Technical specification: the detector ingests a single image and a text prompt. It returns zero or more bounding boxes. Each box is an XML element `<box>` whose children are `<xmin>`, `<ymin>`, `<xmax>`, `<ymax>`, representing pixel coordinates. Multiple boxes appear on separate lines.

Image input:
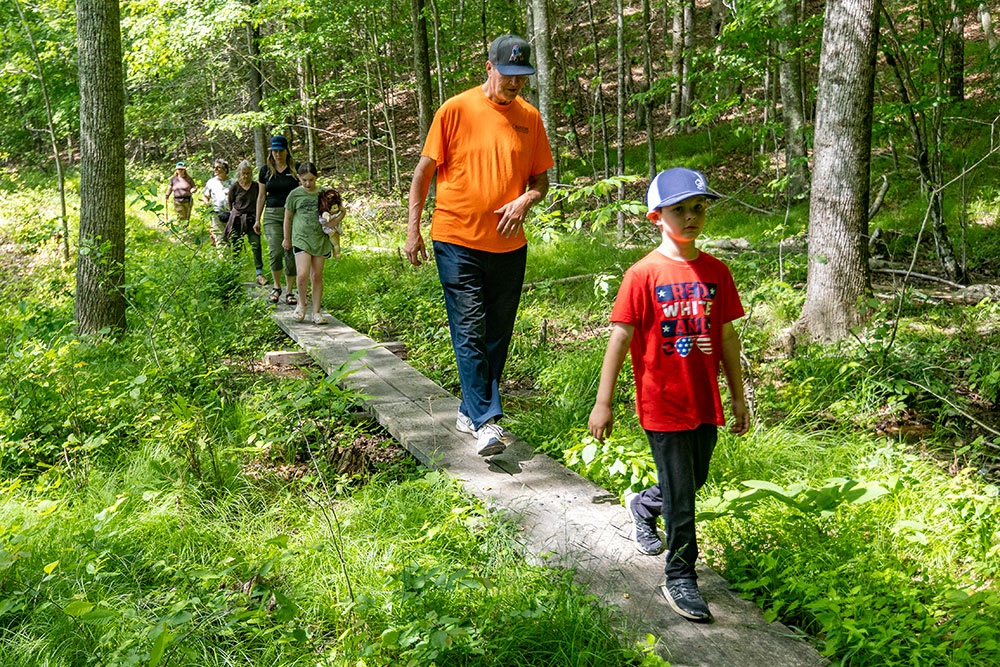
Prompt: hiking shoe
<box><xmin>476</xmin><ymin>421</ymin><xmax>506</xmax><ymax>457</ymax></box>
<box><xmin>660</xmin><ymin>578</ymin><xmax>712</xmax><ymax>622</ymax></box>
<box><xmin>455</xmin><ymin>411</ymin><xmax>476</xmax><ymax>435</ymax></box>
<box><xmin>625</xmin><ymin>492</ymin><xmax>663</xmax><ymax>555</ymax></box>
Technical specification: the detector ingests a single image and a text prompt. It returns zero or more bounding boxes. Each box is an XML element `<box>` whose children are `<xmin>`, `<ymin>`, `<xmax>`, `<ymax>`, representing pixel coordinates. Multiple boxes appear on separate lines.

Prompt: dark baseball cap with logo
<box><xmin>488</xmin><ymin>35</ymin><xmax>535</xmax><ymax>76</ymax></box>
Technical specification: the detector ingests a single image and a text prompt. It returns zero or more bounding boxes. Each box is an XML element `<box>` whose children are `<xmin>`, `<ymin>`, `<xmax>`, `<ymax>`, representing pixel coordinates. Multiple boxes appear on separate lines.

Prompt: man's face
<box><xmin>651</xmin><ymin>195</ymin><xmax>708</xmax><ymax>242</ymax></box>
<box><xmin>484</xmin><ymin>61</ymin><xmax>527</xmax><ymax>103</ymax></box>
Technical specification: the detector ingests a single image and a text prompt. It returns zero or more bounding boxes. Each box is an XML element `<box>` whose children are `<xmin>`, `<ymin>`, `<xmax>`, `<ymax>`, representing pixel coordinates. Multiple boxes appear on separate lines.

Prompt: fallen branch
<box><xmin>523</xmin><ymin>273</ymin><xmax>597</xmax><ymax>290</ymax></box>
<box><xmin>871</xmin><ymin>267</ymin><xmax>966</xmax><ymax>289</ymax></box>
<box><xmin>905</xmin><ymin>379</ymin><xmax>1000</xmax><ymax>441</ymax></box>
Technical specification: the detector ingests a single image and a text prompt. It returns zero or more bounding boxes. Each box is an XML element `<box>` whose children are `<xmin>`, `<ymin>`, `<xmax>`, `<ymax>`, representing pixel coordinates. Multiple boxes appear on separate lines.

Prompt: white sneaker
<box><xmin>476</xmin><ymin>421</ymin><xmax>506</xmax><ymax>457</ymax></box>
<box><xmin>455</xmin><ymin>411</ymin><xmax>476</xmax><ymax>434</ymax></box>
<box><xmin>293</xmin><ymin>305</ymin><xmax>305</xmax><ymax>322</ymax></box>
<box><xmin>312</xmin><ymin>312</ymin><xmax>327</xmax><ymax>325</ymax></box>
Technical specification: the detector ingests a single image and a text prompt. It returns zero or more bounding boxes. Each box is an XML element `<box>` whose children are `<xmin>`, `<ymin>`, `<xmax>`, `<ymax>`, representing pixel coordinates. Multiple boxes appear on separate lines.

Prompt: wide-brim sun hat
<box><xmin>647</xmin><ymin>167</ymin><xmax>721</xmax><ymax>212</ymax></box>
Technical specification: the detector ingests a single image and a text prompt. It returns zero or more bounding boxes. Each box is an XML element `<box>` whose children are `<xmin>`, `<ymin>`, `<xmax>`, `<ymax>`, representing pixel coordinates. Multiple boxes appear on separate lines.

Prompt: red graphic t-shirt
<box><xmin>610</xmin><ymin>249</ymin><xmax>744</xmax><ymax>432</ymax></box>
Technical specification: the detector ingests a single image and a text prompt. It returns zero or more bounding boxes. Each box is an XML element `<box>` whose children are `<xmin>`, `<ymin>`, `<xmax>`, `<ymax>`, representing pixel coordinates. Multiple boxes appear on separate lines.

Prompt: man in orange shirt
<box><xmin>405</xmin><ymin>34</ymin><xmax>554</xmax><ymax>457</ymax></box>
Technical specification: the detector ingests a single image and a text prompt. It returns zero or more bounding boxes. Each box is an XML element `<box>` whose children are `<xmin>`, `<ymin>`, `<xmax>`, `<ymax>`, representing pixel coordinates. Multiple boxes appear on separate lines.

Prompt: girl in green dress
<box><xmin>282</xmin><ymin>162</ymin><xmax>344</xmax><ymax>324</ymax></box>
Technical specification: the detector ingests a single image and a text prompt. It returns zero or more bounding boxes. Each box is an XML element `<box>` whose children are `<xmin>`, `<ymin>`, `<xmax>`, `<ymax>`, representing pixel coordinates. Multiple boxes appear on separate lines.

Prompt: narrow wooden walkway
<box><xmin>264</xmin><ymin>294</ymin><xmax>827</xmax><ymax>667</ymax></box>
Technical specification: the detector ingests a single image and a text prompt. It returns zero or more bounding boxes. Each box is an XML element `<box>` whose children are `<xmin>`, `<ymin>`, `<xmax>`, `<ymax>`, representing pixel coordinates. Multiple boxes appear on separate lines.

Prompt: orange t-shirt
<box><xmin>421</xmin><ymin>86</ymin><xmax>554</xmax><ymax>253</ymax></box>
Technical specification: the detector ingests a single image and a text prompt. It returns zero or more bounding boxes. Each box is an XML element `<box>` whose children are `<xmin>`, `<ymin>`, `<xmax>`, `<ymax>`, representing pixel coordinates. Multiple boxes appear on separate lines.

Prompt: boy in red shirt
<box><xmin>588</xmin><ymin>167</ymin><xmax>749</xmax><ymax>622</ymax></box>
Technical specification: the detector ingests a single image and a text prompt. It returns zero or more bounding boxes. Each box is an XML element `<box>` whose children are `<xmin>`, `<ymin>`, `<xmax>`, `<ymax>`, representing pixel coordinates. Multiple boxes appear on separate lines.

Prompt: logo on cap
<box><xmin>509</xmin><ymin>44</ymin><xmax>525</xmax><ymax>64</ymax></box>
<box><xmin>695</xmin><ymin>175</ymin><xmax>706</xmax><ymax>191</ymax></box>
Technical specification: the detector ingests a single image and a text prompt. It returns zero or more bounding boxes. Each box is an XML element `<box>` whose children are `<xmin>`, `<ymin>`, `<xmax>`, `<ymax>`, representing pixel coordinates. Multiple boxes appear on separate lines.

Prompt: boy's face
<box><xmin>649</xmin><ymin>195</ymin><xmax>708</xmax><ymax>242</ymax></box>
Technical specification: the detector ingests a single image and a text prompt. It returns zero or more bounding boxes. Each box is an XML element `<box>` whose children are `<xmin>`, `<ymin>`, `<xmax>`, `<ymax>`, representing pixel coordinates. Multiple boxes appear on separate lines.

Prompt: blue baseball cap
<box><xmin>488</xmin><ymin>35</ymin><xmax>535</xmax><ymax>76</ymax></box>
<box><xmin>647</xmin><ymin>167</ymin><xmax>720</xmax><ymax>213</ymax></box>
<box><xmin>269</xmin><ymin>135</ymin><xmax>288</xmax><ymax>151</ymax></box>
<box><xmin>175</xmin><ymin>161</ymin><xmax>186</xmax><ymax>169</ymax></box>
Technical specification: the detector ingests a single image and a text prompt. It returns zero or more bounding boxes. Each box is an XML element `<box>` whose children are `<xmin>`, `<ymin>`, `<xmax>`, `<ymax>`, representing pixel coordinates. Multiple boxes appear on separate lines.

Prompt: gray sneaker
<box><xmin>456</xmin><ymin>411</ymin><xmax>476</xmax><ymax>434</ymax></box>
<box><xmin>476</xmin><ymin>421</ymin><xmax>506</xmax><ymax>457</ymax></box>
<box><xmin>625</xmin><ymin>492</ymin><xmax>663</xmax><ymax>555</ymax></box>
<box><xmin>660</xmin><ymin>578</ymin><xmax>712</xmax><ymax>622</ymax></box>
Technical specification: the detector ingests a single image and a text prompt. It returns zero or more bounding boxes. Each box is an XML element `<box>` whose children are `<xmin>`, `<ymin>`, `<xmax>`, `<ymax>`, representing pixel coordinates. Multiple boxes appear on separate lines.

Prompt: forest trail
<box><xmin>260</xmin><ymin>287</ymin><xmax>828</xmax><ymax>667</ymax></box>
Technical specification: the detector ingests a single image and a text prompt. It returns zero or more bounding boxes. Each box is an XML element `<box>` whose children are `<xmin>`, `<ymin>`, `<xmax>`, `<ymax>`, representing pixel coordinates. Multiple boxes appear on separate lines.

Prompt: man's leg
<box><xmin>433</xmin><ymin>241</ymin><xmax>494</xmax><ymax>429</ymax></box>
<box><xmin>481</xmin><ymin>245</ymin><xmax>527</xmax><ymax>422</ymax></box>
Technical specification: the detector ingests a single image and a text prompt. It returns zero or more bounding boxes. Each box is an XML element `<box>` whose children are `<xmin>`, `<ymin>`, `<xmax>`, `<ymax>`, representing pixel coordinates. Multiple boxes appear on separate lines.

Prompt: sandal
<box><xmin>293</xmin><ymin>306</ymin><xmax>305</xmax><ymax>322</ymax></box>
<box><xmin>285</xmin><ymin>292</ymin><xmax>298</xmax><ymax>305</ymax></box>
<box><xmin>269</xmin><ymin>287</ymin><xmax>281</xmax><ymax>303</ymax></box>
<box><xmin>312</xmin><ymin>313</ymin><xmax>327</xmax><ymax>325</ymax></box>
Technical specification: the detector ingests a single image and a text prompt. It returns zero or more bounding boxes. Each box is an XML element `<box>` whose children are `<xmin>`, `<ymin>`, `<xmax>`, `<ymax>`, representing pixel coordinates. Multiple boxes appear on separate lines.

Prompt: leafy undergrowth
<box><xmin>0</xmin><ymin>172</ymin><xmax>656</xmax><ymax>667</ymax></box>
<box><xmin>324</xmin><ymin>167</ymin><xmax>1000</xmax><ymax>664</ymax></box>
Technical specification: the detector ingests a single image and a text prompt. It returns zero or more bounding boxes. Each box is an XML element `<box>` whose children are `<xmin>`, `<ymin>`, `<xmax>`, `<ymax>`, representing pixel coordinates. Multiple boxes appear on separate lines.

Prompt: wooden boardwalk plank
<box><xmin>264</xmin><ymin>297</ymin><xmax>827</xmax><ymax>666</ymax></box>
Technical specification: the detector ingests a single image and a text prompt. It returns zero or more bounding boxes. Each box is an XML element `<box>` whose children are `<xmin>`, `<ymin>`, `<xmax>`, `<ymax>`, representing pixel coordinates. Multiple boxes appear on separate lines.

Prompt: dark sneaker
<box><xmin>660</xmin><ymin>578</ymin><xmax>712</xmax><ymax>622</ymax></box>
<box><xmin>625</xmin><ymin>492</ymin><xmax>663</xmax><ymax>555</ymax></box>
<box><xmin>476</xmin><ymin>421</ymin><xmax>506</xmax><ymax>457</ymax></box>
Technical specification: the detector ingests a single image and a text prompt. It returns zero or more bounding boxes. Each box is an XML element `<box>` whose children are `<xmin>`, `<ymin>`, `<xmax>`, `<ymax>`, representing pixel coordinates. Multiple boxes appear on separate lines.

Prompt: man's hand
<box><xmin>494</xmin><ymin>194</ymin><xmax>531</xmax><ymax>239</ymax></box>
<box><xmin>404</xmin><ymin>230</ymin><xmax>428</xmax><ymax>266</ymax></box>
<box><xmin>588</xmin><ymin>403</ymin><xmax>614</xmax><ymax>443</ymax></box>
<box><xmin>729</xmin><ymin>396</ymin><xmax>750</xmax><ymax>436</ymax></box>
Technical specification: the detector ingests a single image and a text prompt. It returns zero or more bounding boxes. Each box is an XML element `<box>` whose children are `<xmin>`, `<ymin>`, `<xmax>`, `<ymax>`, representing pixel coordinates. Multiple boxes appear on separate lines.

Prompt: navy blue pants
<box><xmin>433</xmin><ymin>240</ymin><xmax>526</xmax><ymax>430</ymax></box>
<box><xmin>634</xmin><ymin>424</ymin><xmax>717</xmax><ymax>580</ymax></box>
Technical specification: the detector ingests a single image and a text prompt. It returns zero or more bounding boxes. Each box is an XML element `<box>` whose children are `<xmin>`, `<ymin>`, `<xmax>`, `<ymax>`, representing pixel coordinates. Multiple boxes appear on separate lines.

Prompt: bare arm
<box><xmin>254</xmin><ymin>182</ymin><xmax>266</xmax><ymax>233</ymax></box>
<box><xmin>720</xmin><ymin>321</ymin><xmax>749</xmax><ymax>435</ymax></box>
<box><xmin>405</xmin><ymin>156</ymin><xmax>437</xmax><ymax>266</ymax></box>
<box><xmin>495</xmin><ymin>169</ymin><xmax>549</xmax><ymax>239</ymax></box>
<box><xmin>588</xmin><ymin>322</ymin><xmax>635</xmax><ymax>442</ymax></box>
<box><xmin>282</xmin><ymin>207</ymin><xmax>293</xmax><ymax>250</ymax></box>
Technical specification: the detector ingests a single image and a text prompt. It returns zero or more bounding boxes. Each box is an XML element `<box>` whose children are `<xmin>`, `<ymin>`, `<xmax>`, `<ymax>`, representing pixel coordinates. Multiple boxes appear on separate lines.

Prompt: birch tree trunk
<box><xmin>980</xmin><ymin>4</ymin><xmax>999</xmax><ymax>52</ymax></box>
<box><xmin>245</xmin><ymin>20</ymin><xmax>266</xmax><ymax>170</ymax></box>
<box><xmin>671</xmin><ymin>0</ymin><xmax>683</xmax><ymax>122</ymax></box>
<box><xmin>948</xmin><ymin>0</ymin><xmax>965</xmax><ymax>100</ymax></box>
<box><xmin>530</xmin><ymin>0</ymin><xmax>556</xmax><ymax>179</ymax></box>
<box><xmin>587</xmin><ymin>0</ymin><xmax>610</xmax><ymax>178</ymax></box>
<box><xmin>616</xmin><ymin>0</ymin><xmax>626</xmax><ymax>236</ymax></box>
<box><xmin>798</xmin><ymin>0</ymin><xmax>880</xmax><ymax>342</ymax></box>
<box><xmin>681</xmin><ymin>0</ymin><xmax>694</xmax><ymax>132</ymax></box>
<box><xmin>643</xmin><ymin>0</ymin><xmax>656</xmax><ymax>178</ymax></box>
<box><xmin>74</xmin><ymin>0</ymin><xmax>126</xmax><ymax>336</ymax></box>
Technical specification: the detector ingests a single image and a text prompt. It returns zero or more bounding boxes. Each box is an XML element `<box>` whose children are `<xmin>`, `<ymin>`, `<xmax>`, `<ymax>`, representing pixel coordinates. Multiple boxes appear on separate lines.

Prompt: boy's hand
<box><xmin>729</xmin><ymin>397</ymin><xmax>749</xmax><ymax>436</ymax></box>
<box><xmin>588</xmin><ymin>404</ymin><xmax>614</xmax><ymax>443</ymax></box>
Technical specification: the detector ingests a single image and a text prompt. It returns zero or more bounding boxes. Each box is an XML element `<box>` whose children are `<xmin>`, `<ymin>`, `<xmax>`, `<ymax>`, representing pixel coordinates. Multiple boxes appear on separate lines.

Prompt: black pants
<box><xmin>633</xmin><ymin>424</ymin><xmax>717</xmax><ymax>580</ymax></box>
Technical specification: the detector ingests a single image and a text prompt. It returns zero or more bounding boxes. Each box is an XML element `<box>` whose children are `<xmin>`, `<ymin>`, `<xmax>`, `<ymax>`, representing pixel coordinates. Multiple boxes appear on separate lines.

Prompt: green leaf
<box><xmin>43</xmin><ymin>560</ymin><xmax>60</xmax><ymax>574</ymax></box>
<box><xmin>63</xmin><ymin>600</ymin><xmax>95</xmax><ymax>617</ymax></box>
<box><xmin>148</xmin><ymin>624</ymin><xmax>172</xmax><ymax>667</ymax></box>
<box><xmin>580</xmin><ymin>443</ymin><xmax>597</xmax><ymax>465</ymax></box>
<box><xmin>742</xmin><ymin>480</ymin><xmax>785</xmax><ymax>493</ymax></box>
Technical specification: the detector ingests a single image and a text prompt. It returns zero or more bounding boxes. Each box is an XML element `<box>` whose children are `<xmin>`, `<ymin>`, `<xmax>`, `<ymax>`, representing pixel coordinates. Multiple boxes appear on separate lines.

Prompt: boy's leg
<box><xmin>646</xmin><ymin>424</ymin><xmax>717</xmax><ymax>581</ymax></box>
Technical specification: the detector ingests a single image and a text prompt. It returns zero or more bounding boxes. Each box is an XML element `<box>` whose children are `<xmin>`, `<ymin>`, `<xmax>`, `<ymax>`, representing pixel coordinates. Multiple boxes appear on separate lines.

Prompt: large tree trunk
<box><xmin>74</xmin><ymin>0</ymin><xmax>126</xmax><ymax>336</ymax></box>
<box><xmin>411</xmin><ymin>0</ymin><xmax>434</xmax><ymax>141</ymax></box>
<box><xmin>798</xmin><ymin>0</ymin><xmax>880</xmax><ymax>342</ymax></box>
<box><xmin>777</xmin><ymin>0</ymin><xmax>809</xmax><ymax>198</ymax></box>
<box><xmin>246</xmin><ymin>20</ymin><xmax>266</xmax><ymax>170</ymax></box>
<box><xmin>587</xmin><ymin>0</ymin><xmax>610</xmax><ymax>178</ymax></box>
<box><xmin>616</xmin><ymin>0</ymin><xmax>626</xmax><ymax>236</ymax></box>
<box><xmin>980</xmin><ymin>4</ymin><xmax>999</xmax><ymax>52</ymax></box>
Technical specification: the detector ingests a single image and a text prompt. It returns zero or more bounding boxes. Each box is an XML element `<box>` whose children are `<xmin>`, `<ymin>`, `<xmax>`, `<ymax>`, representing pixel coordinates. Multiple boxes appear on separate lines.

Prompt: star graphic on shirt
<box><xmin>655</xmin><ymin>286</ymin><xmax>669</xmax><ymax>301</ymax></box>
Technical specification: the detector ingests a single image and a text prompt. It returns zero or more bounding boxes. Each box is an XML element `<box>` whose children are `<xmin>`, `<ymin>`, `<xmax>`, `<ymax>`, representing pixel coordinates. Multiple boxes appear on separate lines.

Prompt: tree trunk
<box><xmin>429</xmin><ymin>0</ymin><xmax>445</xmax><ymax>106</ymax></box>
<box><xmin>980</xmin><ymin>3</ymin><xmax>999</xmax><ymax>52</ymax></box>
<box><xmin>671</xmin><ymin>0</ymin><xmax>683</xmax><ymax>122</ymax></box>
<box><xmin>777</xmin><ymin>0</ymin><xmax>809</xmax><ymax>199</ymax></box>
<box><xmin>948</xmin><ymin>0</ymin><xmax>965</xmax><ymax>100</ymax></box>
<box><xmin>531</xmin><ymin>0</ymin><xmax>556</xmax><ymax>175</ymax></box>
<box><xmin>14</xmin><ymin>0</ymin><xmax>69</xmax><ymax>262</ymax></box>
<box><xmin>798</xmin><ymin>0</ymin><xmax>880</xmax><ymax>342</ymax></box>
<box><xmin>297</xmin><ymin>25</ymin><xmax>318</xmax><ymax>164</ymax></box>
<box><xmin>74</xmin><ymin>0</ymin><xmax>126</xmax><ymax>336</ymax></box>
<box><xmin>587</xmin><ymin>0</ymin><xmax>610</xmax><ymax>178</ymax></box>
<box><xmin>681</xmin><ymin>0</ymin><xmax>695</xmax><ymax>132</ymax></box>
<box><xmin>643</xmin><ymin>0</ymin><xmax>657</xmax><ymax>178</ymax></box>
<box><xmin>616</xmin><ymin>0</ymin><xmax>626</xmax><ymax>236</ymax></box>
<box><xmin>411</xmin><ymin>0</ymin><xmax>434</xmax><ymax>141</ymax></box>
<box><xmin>246</xmin><ymin>20</ymin><xmax>266</xmax><ymax>170</ymax></box>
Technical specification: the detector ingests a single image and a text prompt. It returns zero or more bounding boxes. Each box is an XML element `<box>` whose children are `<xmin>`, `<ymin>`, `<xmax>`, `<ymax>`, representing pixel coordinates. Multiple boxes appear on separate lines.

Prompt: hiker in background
<box><xmin>226</xmin><ymin>160</ymin><xmax>265</xmax><ymax>285</ymax></box>
<box><xmin>165</xmin><ymin>161</ymin><xmax>196</xmax><ymax>224</ymax></box>
<box><xmin>203</xmin><ymin>158</ymin><xmax>233</xmax><ymax>246</ymax></box>
<box><xmin>282</xmin><ymin>161</ymin><xmax>334</xmax><ymax>325</ymax></box>
<box><xmin>255</xmin><ymin>135</ymin><xmax>299</xmax><ymax>305</ymax></box>
<box><xmin>404</xmin><ymin>34</ymin><xmax>553</xmax><ymax>457</ymax></box>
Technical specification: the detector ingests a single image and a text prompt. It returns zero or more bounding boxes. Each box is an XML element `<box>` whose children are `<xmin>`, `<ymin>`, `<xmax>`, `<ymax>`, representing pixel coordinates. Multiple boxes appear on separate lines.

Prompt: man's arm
<box><xmin>495</xmin><ymin>169</ymin><xmax>549</xmax><ymax>239</ymax></box>
<box><xmin>404</xmin><ymin>156</ymin><xmax>437</xmax><ymax>266</ymax></box>
<box><xmin>588</xmin><ymin>322</ymin><xmax>635</xmax><ymax>443</ymax></box>
<box><xmin>720</xmin><ymin>321</ymin><xmax>749</xmax><ymax>435</ymax></box>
